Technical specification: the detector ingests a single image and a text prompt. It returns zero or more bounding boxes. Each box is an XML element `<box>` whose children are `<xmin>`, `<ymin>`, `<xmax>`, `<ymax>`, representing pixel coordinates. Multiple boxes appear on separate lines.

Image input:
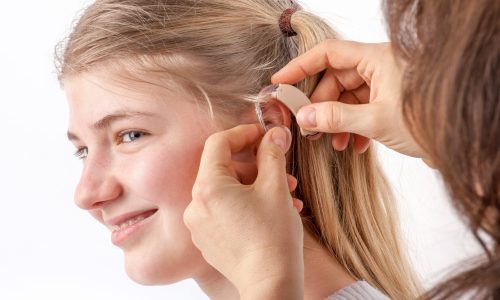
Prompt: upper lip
<box><xmin>104</xmin><ymin>208</ymin><xmax>158</xmax><ymax>227</ymax></box>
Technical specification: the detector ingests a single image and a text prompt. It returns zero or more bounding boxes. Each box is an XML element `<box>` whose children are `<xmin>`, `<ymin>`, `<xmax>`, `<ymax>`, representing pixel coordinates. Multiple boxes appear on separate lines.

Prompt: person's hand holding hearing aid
<box><xmin>184</xmin><ymin>124</ymin><xmax>304</xmax><ymax>300</ymax></box>
<box><xmin>272</xmin><ymin>40</ymin><xmax>426</xmax><ymax>160</ymax></box>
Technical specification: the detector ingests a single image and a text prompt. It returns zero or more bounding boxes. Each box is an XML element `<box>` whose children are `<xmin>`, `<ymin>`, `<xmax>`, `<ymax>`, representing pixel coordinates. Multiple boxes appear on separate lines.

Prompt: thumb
<box><xmin>254</xmin><ymin>126</ymin><xmax>292</xmax><ymax>191</ymax></box>
<box><xmin>296</xmin><ymin>101</ymin><xmax>379</xmax><ymax>139</ymax></box>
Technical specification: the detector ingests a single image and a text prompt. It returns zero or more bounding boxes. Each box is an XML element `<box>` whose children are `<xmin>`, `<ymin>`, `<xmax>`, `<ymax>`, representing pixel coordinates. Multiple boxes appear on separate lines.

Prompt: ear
<box><xmin>231</xmin><ymin>100</ymin><xmax>292</xmax><ymax>184</ymax></box>
<box><xmin>256</xmin><ymin>99</ymin><xmax>292</xmax><ymax>130</ymax></box>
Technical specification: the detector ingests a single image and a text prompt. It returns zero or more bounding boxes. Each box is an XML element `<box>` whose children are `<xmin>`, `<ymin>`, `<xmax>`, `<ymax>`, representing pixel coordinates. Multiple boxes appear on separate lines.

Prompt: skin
<box><xmin>272</xmin><ymin>41</ymin><xmax>424</xmax><ymax>159</ymax></box>
<box><xmin>65</xmin><ymin>69</ymin><xmax>354</xmax><ymax>299</ymax></box>
<box><xmin>186</xmin><ymin>123</ymin><xmax>355</xmax><ymax>299</ymax></box>
<box><xmin>177</xmin><ymin>40</ymin><xmax>494</xmax><ymax>298</ymax></box>
<box><xmin>66</xmin><ymin>71</ymin><xmax>215</xmax><ymax>285</ymax></box>
<box><xmin>189</xmin><ymin>41</ymin><xmax>427</xmax><ymax>298</ymax></box>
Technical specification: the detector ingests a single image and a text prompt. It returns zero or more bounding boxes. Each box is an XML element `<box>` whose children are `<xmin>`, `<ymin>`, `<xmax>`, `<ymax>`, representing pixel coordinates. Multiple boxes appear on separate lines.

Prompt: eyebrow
<box><xmin>67</xmin><ymin>111</ymin><xmax>160</xmax><ymax>142</ymax></box>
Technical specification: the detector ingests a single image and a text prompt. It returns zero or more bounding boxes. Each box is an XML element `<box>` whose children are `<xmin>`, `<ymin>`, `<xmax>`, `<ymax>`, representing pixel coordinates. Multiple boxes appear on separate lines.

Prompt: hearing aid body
<box><xmin>255</xmin><ymin>84</ymin><xmax>321</xmax><ymax>139</ymax></box>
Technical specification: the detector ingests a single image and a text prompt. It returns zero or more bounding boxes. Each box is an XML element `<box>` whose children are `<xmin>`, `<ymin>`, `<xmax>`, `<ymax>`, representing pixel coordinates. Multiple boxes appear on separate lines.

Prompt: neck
<box><xmin>194</xmin><ymin>227</ymin><xmax>356</xmax><ymax>299</ymax></box>
<box><xmin>195</xmin><ymin>265</ymin><xmax>239</xmax><ymax>300</ymax></box>
<box><xmin>303</xmin><ymin>228</ymin><xmax>355</xmax><ymax>299</ymax></box>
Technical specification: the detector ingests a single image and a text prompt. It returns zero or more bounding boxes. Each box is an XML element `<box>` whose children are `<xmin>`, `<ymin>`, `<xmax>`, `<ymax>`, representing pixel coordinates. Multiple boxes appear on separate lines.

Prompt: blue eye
<box><xmin>120</xmin><ymin>131</ymin><xmax>147</xmax><ymax>143</ymax></box>
<box><xmin>74</xmin><ymin>147</ymin><xmax>88</xmax><ymax>160</ymax></box>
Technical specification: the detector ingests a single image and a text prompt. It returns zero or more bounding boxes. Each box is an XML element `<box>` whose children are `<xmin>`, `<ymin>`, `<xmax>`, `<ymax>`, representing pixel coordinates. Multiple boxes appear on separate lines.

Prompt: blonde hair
<box><xmin>57</xmin><ymin>0</ymin><xmax>422</xmax><ymax>298</ymax></box>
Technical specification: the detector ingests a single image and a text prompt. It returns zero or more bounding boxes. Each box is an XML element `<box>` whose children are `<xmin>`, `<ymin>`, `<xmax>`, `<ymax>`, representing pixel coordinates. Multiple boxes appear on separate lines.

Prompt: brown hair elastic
<box><xmin>279</xmin><ymin>8</ymin><xmax>298</xmax><ymax>37</ymax></box>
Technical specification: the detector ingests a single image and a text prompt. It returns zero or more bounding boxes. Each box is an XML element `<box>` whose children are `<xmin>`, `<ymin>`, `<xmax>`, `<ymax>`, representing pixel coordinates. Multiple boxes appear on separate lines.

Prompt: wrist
<box><xmin>236</xmin><ymin>248</ymin><xmax>304</xmax><ymax>300</ymax></box>
<box><xmin>239</xmin><ymin>272</ymin><xmax>304</xmax><ymax>300</ymax></box>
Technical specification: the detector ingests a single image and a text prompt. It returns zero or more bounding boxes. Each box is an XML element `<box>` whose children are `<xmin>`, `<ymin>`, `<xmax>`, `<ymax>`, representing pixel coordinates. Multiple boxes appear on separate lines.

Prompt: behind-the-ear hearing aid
<box><xmin>255</xmin><ymin>84</ymin><xmax>321</xmax><ymax>139</ymax></box>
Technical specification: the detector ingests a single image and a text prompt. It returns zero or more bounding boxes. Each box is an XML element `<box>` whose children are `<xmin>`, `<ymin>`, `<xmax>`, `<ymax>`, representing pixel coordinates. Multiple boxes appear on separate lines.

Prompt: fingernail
<box><xmin>297</xmin><ymin>107</ymin><xmax>317</xmax><ymax>128</ymax></box>
<box><xmin>271</xmin><ymin>127</ymin><xmax>292</xmax><ymax>152</ymax></box>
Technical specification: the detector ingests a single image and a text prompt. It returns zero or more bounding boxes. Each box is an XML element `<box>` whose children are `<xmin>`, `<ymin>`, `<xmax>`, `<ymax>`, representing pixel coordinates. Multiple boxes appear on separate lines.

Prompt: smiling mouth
<box><xmin>111</xmin><ymin>209</ymin><xmax>158</xmax><ymax>232</ymax></box>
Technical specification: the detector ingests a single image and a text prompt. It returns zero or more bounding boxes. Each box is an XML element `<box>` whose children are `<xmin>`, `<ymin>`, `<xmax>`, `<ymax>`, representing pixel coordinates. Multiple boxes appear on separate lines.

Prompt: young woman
<box><xmin>58</xmin><ymin>0</ymin><xmax>421</xmax><ymax>298</ymax></box>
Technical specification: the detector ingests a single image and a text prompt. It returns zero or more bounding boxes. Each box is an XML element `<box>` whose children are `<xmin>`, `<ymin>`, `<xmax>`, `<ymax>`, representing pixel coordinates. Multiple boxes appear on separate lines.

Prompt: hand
<box><xmin>184</xmin><ymin>124</ymin><xmax>304</xmax><ymax>299</ymax></box>
<box><xmin>272</xmin><ymin>40</ymin><xmax>425</xmax><ymax>159</ymax></box>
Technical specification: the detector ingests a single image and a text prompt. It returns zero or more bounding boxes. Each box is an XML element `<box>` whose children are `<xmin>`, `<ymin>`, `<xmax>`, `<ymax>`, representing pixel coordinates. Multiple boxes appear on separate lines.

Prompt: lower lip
<box><xmin>111</xmin><ymin>211</ymin><xmax>157</xmax><ymax>246</ymax></box>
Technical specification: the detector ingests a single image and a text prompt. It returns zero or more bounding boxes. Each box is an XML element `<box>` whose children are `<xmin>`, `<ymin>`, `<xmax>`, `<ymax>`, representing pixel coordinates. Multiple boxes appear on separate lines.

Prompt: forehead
<box><xmin>63</xmin><ymin>73</ymin><xmax>214</xmax><ymax>135</ymax></box>
<box><xmin>64</xmin><ymin>71</ymin><xmax>201</xmax><ymax>126</ymax></box>
<box><xmin>66</xmin><ymin>71</ymin><xmax>166</xmax><ymax>109</ymax></box>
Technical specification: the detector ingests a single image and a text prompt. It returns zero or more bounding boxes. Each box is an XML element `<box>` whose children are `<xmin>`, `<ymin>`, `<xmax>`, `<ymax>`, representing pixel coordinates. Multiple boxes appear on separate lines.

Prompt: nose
<box><xmin>74</xmin><ymin>155</ymin><xmax>123</xmax><ymax>210</ymax></box>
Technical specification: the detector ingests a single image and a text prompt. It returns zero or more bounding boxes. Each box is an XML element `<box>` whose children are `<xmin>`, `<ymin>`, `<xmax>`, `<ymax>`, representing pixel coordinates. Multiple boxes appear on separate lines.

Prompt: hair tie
<box><xmin>279</xmin><ymin>8</ymin><xmax>298</xmax><ymax>37</ymax></box>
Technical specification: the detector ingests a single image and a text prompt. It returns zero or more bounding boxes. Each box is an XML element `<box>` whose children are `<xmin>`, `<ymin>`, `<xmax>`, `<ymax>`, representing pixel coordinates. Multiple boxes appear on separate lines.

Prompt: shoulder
<box><xmin>325</xmin><ymin>281</ymin><xmax>390</xmax><ymax>300</ymax></box>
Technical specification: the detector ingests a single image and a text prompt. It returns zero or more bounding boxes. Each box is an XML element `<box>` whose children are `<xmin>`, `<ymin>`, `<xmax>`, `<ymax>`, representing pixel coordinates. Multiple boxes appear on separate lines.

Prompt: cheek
<box><xmin>123</xmin><ymin>138</ymin><xmax>207</xmax><ymax>209</ymax></box>
<box><xmin>118</xmin><ymin>137</ymin><xmax>209</xmax><ymax>284</ymax></box>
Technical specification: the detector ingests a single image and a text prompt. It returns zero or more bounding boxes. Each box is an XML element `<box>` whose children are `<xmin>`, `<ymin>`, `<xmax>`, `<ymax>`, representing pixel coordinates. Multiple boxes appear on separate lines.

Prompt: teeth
<box><xmin>112</xmin><ymin>214</ymin><xmax>147</xmax><ymax>232</ymax></box>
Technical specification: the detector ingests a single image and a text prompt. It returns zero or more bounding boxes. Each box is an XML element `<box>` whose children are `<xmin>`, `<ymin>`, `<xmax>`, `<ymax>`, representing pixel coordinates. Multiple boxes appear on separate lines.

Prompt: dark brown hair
<box><xmin>384</xmin><ymin>0</ymin><xmax>500</xmax><ymax>298</ymax></box>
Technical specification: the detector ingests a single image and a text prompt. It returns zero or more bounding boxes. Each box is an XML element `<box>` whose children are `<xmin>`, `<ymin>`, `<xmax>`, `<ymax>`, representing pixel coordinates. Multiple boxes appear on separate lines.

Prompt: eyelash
<box><xmin>117</xmin><ymin>130</ymin><xmax>149</xmax><ymax>144</ymax></box>
<box><xmin>73</xmin><ymin>130</ymin><xmax>149</xmax><ymax>160</ymax></box>
<box><xmin>73</xmin><ymin>147</ymin><xmax>88</xmax><ymax>160</ymax></box>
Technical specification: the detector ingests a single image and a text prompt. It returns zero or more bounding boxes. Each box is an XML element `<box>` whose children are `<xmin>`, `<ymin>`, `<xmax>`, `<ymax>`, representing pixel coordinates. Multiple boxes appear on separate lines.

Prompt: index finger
<box><xmin>271</xmin><ymin>40</ymin><xmax>370</xmax><ymax>85</ymax></box>
<box><xmin>197</xmin><ymin>124</ymin><xmax>263</xmax><ymax>179</ymax></box>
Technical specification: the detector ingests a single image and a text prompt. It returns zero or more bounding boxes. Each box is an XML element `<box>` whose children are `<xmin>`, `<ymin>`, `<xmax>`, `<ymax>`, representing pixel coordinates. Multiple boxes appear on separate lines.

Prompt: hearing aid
<box><xmin>255</xmin><ymin>84</ymin><xmax>321</xmax><ymax>139</ymax></box>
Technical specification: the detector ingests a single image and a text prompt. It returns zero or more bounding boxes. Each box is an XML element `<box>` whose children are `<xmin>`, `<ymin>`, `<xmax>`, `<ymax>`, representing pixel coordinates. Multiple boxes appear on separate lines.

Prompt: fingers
<box><xmin>292</xmin><ymin>198</ymin><xmax>303</xmax><ymax>213</ymax></box>
<box><xmin>271</xmin><ymin>40</ymin><xmax>382</xmax><ymax>154</ymax></box>
<box><xmin>351</xmin><ymin>84</ymin><xmax>370</xmax><ymax>104</ymax></box>
<box><xmin>289</xmin><ymin>177</ymin><xmax>303</xmax><ymax>213</ymax></box>
<box><xmin>197</xmin><ymin>125</ymin><xmax>300</xmax><ymax>214</ymax></box>
<box><xmin>287</xmin><ymin>174</ymin><xmax>298</xmax><ymax>193</ymax></box>
<box><xmin>331</xmin><ymin>132</ymin><xmax>350</xmax><ymax>151</ymax></box>
<box><xmin>313</xmin><ymin>70</ymin><xmax>352</xmax><ymax>151</ymax></box>
<box><xmin>287</xmin><ymin>175</ymin><xmax>301</xmax><ymax>213</ymax></box>
<box><xmin>254</xmin><ymin>127</ymin><xmax>292</xmax><ymax>193</ymax></box>
<box><xmin>198</xmin><ymin>124</ymin><xmax>263</xmax><ymax>180</ymax></box>
<box><xmin>310</xmin><ymin>65</ymin><xmax>368</xmax><ymax>104</ymax></box>
<box><xmin>329</xmin><ymin>90</ymin><xmax>366</xmax><ymax>151</ymax></box>
<box><xmin>331</xmin><ymin>68</ymin><xmax>366</xmax><ymax>92</ymax></box>
<box><xmin>353</xmin><ymin>135</ymin><xmax>371</xmax><ymax>154</ymax></box>
<box><xmin>296</xmin><ymin>101</ymin><xmax>378</xmax><ymax>138</ymax></box>
<box><xmin>271</xmin><ymin>40</ymin><xmax>372</xmax><ymax>85</ymax></box>
<box><xmin>309</xmin><ymin>68</ymin><xmax>343</xmax><ymax>103</ymax></box>
<box><xmin>312</xmin><ymin>75</ymin><xmax>370</xmax><ymax>152</ymax></box>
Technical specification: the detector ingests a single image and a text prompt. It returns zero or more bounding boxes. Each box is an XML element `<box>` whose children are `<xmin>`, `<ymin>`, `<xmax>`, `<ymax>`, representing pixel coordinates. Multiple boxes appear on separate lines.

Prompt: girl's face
<box><xmin>65</xmin><ymin>71</ymin><xmax>222</xmax><ymax>284</ymax></box>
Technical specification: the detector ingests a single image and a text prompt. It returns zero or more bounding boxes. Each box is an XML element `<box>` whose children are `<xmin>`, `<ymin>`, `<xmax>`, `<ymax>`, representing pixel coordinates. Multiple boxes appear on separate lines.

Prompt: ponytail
<box><xmin>283</xmin><ymin>6</ymin><xmax>423</xmax><ymax>299</ymax></box>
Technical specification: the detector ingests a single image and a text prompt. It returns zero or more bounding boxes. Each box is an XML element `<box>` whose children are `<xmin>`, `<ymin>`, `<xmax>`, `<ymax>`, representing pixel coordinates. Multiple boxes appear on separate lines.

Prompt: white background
<box><xmin>0</xmin><ymin>0</ymin><xmax>480</xmax><ymax>299</ymax></box>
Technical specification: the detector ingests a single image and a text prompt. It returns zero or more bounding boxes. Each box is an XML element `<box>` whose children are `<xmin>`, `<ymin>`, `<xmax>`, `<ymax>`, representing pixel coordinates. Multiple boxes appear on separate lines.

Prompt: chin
<box><xmin>126</xmin><ymin>272</ymin><xmax>179</xmax><ymax>286</ymax></box>
<box><xmin>122</xmin><ymin>247</ymin><xmax>205</xmax><ymax>286</ymax></box>
<box><xmin>122</xmin><ymin>252</ymin><xmax>182</xmax><ymax>285</ymax></box>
